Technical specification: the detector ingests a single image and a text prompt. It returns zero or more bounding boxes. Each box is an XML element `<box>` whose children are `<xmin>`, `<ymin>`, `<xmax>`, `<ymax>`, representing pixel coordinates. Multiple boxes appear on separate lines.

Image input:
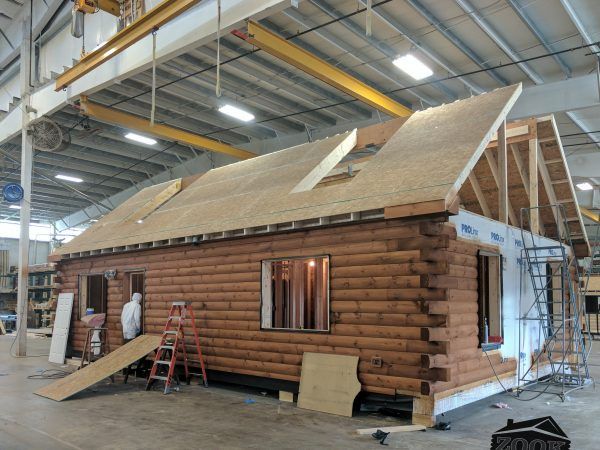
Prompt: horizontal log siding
<box><xmin>420</xmin><ymin>238</ymin><xmax>516</xmax><ymax>395</ymax></box>
<box><xmin>57</xmin><ymin>218</ymin><xmax>513</xmax><ymax>397</ymax></box>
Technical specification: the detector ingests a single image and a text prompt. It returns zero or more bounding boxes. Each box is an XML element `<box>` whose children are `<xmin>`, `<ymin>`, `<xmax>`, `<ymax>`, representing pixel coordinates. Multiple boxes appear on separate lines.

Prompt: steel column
<box><xmin>16</xmin><ymin>8</ymin><xmax>33</xmax><ymax>356</ymax></box>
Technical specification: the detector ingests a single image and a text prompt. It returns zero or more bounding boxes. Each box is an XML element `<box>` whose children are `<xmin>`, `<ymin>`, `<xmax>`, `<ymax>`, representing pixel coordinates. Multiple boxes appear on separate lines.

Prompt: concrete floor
<box><xmin>0</xmin><ymin>335</ymin><xmax>598</xmax><ymax>449</ymax></box>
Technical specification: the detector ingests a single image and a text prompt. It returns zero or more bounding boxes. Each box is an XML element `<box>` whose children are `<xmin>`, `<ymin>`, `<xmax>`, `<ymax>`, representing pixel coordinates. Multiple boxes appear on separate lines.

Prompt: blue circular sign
<box><xmin>3</xmin><ymin>183</ymin><xmax>24</xmax><ymax>203</ymax></box>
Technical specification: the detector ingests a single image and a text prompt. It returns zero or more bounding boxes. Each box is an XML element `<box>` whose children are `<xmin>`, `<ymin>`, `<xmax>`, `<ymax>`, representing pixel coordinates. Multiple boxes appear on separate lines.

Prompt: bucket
<box><xmin>86</xmin><ymin>308</ymin><xmax>95</xmax><ymax>315</ymax></box>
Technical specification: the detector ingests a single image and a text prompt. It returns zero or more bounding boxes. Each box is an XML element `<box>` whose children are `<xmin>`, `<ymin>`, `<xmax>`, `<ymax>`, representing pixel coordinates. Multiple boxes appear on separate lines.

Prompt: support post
<box><xmin>529</xmin><ymin>137</ymin><xmax>539</xmax><ymax>234</ymax></box>
<box><xmin>16</xmin><ymin>8</ymin><xmax>33</xmax><ymax>356</ymax></box>
<box><xmin>497</xmin><ymin>121</ymin><xmax>508</xmax><ymax>224</ymax></box>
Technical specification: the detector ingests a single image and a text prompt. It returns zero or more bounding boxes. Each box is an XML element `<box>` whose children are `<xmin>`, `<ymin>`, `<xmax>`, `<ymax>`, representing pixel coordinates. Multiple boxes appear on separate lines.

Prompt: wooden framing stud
<box><xmin>529</xmin><ymin>137</ymin><xmax>540</xmax><ymax>234</ymax></box>
<box><xmin>497</xmin><ymin>121</ymin><xmax>508</xmax><ymax>224</ymax></box>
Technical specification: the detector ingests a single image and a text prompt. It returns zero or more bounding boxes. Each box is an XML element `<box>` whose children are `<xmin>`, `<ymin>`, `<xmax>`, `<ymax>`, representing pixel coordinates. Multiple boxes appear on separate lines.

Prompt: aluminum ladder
<box><xmin>519</xmin><ymin>205</ymin><xmax>591</xmax><ymax>399</ymax></box>
<box><xmin>146</xmin><ymin>301</ymin><xmax>208</xmax><ymax>394</ymax></box>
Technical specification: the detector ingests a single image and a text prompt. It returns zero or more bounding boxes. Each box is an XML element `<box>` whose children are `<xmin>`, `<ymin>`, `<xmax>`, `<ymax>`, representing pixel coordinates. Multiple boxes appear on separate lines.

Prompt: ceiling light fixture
<box><xmin>218</xmin><ymin>104</ymin><xmax>255</xmax><ymax>122</ymax></box>
<box><xmin>125</xmin><ymin>132</ymin><xmax>157</xmax><ymax>145</ymax></box>
<box><xmin>9</xmin><ymin>204</ymin><xmax>21</xmax><ymax>210</ymax></box>
<box><xmin>136</xmin><ymin>219</ymin><xmax>144</xmax><ymax>224</ymax></box>
<box><xmin>393</xmin><ymin>54</ymin><xmax>433</xmax><ymax>80</ymax></box>
<box><xmin>576</xmin><ymin>182</ymin><xmax>594</xmax><ymax>191</ymax></box>
<box><xmin>56</xmin><ymin>174</ymin><xmax>83</xmax><ymax>183</ymax></box>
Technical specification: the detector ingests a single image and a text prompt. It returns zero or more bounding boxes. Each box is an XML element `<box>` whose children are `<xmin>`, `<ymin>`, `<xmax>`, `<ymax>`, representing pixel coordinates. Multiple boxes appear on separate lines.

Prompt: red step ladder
<box><xmin>146</xmin><ymin>301</ymin><xmax>208</xmax><ymax>394</ymax></box>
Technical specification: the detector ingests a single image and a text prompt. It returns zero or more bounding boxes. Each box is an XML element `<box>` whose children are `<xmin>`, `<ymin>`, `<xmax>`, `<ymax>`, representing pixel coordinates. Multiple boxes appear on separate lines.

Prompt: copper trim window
<box><xmin>261</xmin><ymin>256</ymin><xmax>330</xmax><ymax>331</ymax></box>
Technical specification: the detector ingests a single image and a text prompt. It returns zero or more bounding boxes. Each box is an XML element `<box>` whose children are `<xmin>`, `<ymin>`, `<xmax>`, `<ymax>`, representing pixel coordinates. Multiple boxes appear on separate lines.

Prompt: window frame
<box><xmin>260</xmin><ymin>255</ymin><xmax>331</xmax><ymax>333</ymax></box>
<box><xmin>78</xmin><ymin>272</ymin><xmax>108</xmax><ymax>319</ymax></box>
<box><xmin>477</xmin><ymin>249</ymin><xmax>504</xmax><ymax>348</ymax></box>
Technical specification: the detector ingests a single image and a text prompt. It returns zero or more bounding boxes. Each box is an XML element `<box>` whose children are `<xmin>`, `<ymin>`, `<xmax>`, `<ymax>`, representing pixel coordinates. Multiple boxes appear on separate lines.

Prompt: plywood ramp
<box><xmin>35</xmin><ymin>335</ymin><xmax>162</xmax><ymax>401</ymax></box>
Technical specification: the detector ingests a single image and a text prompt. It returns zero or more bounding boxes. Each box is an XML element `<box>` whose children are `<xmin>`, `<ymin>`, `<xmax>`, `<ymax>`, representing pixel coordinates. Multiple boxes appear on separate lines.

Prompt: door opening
<box><xmin>124</xmin><ymin>271</ymin><xmax>145</xmax><ymax>333</ymax></box>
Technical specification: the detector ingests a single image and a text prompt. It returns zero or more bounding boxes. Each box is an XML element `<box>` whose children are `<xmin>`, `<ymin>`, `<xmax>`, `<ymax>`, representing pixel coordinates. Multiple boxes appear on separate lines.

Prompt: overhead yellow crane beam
<box><xmin>244</xmin><ymin>21</ymin><xmax>413</xmax><ymax>118</ymax></box>
<box><xmin>56</xmin><ymin>0</ymin><xmax>202</xmax><ymax>91</ymax></box>
<box><xmin>79</xmin><ymin>96</ymin><xmax>257</xmax><ymax>160</ymax></box>
<box><xmin>98</xmin><ymin>1</ymin><xmax>121</xmax><ymax>16</ymax></box>
<box><xmin>581</xmin><ymin>207</ymin><xmax>600</xmax><ymax>224</ymax></box>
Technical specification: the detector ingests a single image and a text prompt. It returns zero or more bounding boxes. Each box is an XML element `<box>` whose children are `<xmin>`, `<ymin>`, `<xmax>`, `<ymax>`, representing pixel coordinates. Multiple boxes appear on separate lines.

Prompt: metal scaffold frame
<box><xmin>582</xmin><ymin>215</ymin><xmax>600</xmax><ymax>337</ymax></box>
<box><xmin>517</xmin><ymin>204</ymin><xmax>593</xmax><ymax>400</ymax></box>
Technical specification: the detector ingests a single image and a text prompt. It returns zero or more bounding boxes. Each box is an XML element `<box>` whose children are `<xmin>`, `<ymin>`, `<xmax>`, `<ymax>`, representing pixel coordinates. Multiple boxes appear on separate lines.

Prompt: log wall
<box><xmin>57</xmin><ymin>218</ymin><xmax>515</xmax><ymax>398</ymax></box>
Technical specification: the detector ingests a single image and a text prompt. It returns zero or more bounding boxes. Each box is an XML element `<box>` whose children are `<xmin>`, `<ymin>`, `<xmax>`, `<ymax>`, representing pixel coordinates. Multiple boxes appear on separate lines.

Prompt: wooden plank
<box><xmin>297</xmin><ymin>352</ymin><xmax>361</xmax><ymax>417</ymax></box>
<box><xmin>35</xmin><ymin>335</ymin><xmax>162</xmax><ymax>401</ymax></box>
<box><xmin>510</xmin><ymin>144</ymin><xmax>530</xmax><ymax>197</ymax></box>
<box><xmin>537</xmin><ymin>144</ymin><xmax>564</xmax><ymax>237</ymax></box>
<box><xmin>484</xmin><ymin>148</ymin><xmax>518</xmax><ymax>225</ymax></box>
<box><xmin>529</xmin><ymin>138</ymin><xmax>539</xmax><ymax>234</ymax></box>
<box><xmin>279</xmin><ymin>390</ymin><xmax>294</xmax><ymax>402</ymax></box>
<box><xmin>356</xmin><ymin>424</ymin><xmax>426</xmax><ymax>435</ymax></box>
<box><xmin>126</xmin><ymin>179</ymin><xmax>182</xmax><ymax>223</ymax></box>
<box><xmin>384</xmin><ymin>200</ymin><xmax>449</xmax><ymax>219</ymax></box>
<box><xmin>355</xmin><ymin>117</ymin><xmax>408</xmax><ymax>150</ymax></box>
<box><xmin>497</xmin><ymin>121</ymin><xmax>508</xmax><ymax>224</ymax></box>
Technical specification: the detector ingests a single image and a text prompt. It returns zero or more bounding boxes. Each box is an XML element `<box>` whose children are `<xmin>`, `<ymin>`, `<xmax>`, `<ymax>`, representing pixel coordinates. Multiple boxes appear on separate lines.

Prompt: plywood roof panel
<box><xmin>55</xmin><ymin>85</ymin><xmax>523</xmax><ymax>256</ymax></box>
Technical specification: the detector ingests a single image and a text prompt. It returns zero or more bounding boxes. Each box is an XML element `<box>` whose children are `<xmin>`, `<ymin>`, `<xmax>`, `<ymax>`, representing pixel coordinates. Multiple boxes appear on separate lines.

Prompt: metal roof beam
<box><xmin>323</xmin><ymin>0</ymin><xmax>472</xmax><ymax>96</ymax></box>
<box><xmin>176</xmin><ymin>49</ymin><xmax>342</xmax><ymax>127</ymax></box>
<box><xmin>405</xmin><ymin>0</ymin><xmax>509</xmax><ymax>86</ymax></box>
<box><xmin>505</xmin><ymin>0</ymin><xmax>571</xmax><ymax>77</ymax></box>
<box><xmin>454</xmin><ymin>0</ymin><xmax>600</xmax><ymax>151</ymax></box>
<box><xmin>215</xmin><ymin>38</ymin><xmax>373</xmax><ymax>121</ymax></box>
<box><xmin>559</xmin><ymin>0</ymin><xmax>600</xmax><ymax>57</ymax></box>
<box><xmin>1</xmin><ymin>0</ymin><xmax>289</xmax><ymax>146</ymax></box>
<box><xmin>120</xmin><ymin>71</ymin><xmax>278</xmax><ymax>140</ymax></box>
<box><xmin>120</xmin><ymin>68</ymin><xmax>301</xmax><ymax>137</ymax></box>
<box><xmin>276</xmin><ymin>12</ymin><xmax>435</xmax><ymax>108</ymax></box>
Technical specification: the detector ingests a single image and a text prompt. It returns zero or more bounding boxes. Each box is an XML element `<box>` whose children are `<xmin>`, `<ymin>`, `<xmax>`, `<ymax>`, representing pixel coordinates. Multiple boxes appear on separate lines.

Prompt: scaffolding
<box><xmin>517</xmin><ymin>204</ymin><xmax>592</xmax><ymax>400</ymax></box>
<box><xmin>582</xmin><ymin>216</ymin><xmax>600</xmax><ymax>337</ymax></box>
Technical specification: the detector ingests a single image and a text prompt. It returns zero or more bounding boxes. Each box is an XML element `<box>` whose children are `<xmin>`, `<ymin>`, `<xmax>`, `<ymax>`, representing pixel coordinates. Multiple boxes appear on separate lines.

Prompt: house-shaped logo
<box><xmin>491</xmin><ymin>417</ymin><xmax>570</xmax><ymax>449</ymax></box>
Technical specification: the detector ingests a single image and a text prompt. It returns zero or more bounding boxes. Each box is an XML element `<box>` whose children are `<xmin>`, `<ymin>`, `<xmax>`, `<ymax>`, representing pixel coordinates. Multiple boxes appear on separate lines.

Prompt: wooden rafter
<box><xmin>537</xmin><ymin>144</ymin><xmax>565</xmax><ymax>237</ymax></box>
<box><xmin>510</xmin><ymin>143</ymin><xmax>530</xmax><ymax>197</ymax></box>
<box><xmin>467</xmin><ymin>173</ymin><xmax>492</xmax><ymax>218</ymax></box>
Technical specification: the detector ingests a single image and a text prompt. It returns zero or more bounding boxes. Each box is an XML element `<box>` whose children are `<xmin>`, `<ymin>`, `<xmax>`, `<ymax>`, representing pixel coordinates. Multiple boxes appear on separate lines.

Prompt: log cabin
<box><xmin>49</xmin><ymin>84</ymin><xmax>589</xmax><ymax>426</ymax></box>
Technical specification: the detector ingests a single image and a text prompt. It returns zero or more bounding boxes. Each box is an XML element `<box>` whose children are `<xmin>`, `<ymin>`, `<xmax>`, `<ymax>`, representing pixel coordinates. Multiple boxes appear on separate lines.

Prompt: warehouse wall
<box><xmin>0</xmin><ymin>238</ymin><xmax>51</xmax><ymax>269</ymax></box>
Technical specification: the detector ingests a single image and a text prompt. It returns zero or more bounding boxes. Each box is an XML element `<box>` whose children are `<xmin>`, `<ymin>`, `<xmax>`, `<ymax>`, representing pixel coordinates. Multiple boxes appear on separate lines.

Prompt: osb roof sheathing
<box><xmin>54</xmin><ymin>84</ymin><xmax>523</xmax><ymax>256</ymax></box>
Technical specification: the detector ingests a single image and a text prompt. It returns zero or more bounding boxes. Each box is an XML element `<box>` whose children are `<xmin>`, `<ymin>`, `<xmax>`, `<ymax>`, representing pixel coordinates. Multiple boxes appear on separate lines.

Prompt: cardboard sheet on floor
<box><xmin>297</xmin><ymin>352</ymin><xmax>361</xmax><ymax>417</ymax></box>
<box><xmin>35</xmin><ymin>334</ymin><xmax>162</xmax><ymax>401</ymax></box>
